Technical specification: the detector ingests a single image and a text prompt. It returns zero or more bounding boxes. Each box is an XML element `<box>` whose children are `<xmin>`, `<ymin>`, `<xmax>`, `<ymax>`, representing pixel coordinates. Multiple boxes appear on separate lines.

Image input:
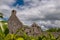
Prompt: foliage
<box><xmin>0</xmin><ymin>13</ymin><xmax>3</xmax><ymax>18</ymax></box>
<box><xmin>0</xmin><ymin>21</ymin><xmax>60</xmax><ymax>40</ymax></box>
<box><xmin>46</xmin><ymin>28</ymin><xmax>60</xmax><ymax>32</ymax></box>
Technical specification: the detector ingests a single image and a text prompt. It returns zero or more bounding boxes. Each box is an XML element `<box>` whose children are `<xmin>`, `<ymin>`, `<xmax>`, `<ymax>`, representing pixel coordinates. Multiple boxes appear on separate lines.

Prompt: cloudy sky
<box><xmin>0</xmin><ymin>0</ymin><xmax>60</xmax><ymax>30</ymax></box>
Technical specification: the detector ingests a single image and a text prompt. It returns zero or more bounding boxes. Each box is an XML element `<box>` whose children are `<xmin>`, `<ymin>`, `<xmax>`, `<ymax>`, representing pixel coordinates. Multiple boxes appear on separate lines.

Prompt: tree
<box><xmin>0</xmin><ymin>13</ymin><xmax>3</xmax><ymax>18</ymax></box>
<box><xmin>46</xmin><ymin>28</ymin><xmax>58</xmax><ymax>32</ymax></box>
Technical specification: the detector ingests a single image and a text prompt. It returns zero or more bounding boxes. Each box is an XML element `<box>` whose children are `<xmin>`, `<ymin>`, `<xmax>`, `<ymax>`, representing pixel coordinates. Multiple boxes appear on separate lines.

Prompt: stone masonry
<box><xmin>8</xmin><ymin>10</ymin><xmax>42</xmax><ymax>36</ymax></box>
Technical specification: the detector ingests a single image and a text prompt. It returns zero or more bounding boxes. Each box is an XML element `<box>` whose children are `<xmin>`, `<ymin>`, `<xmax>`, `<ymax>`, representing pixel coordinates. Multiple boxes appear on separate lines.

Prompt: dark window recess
<box><xmin>29</xmin><ymin>30</ymin><xmax>31</xmax><ymax>33</ymax></box>
<box><xmin>11</xmin><ymin>31</ymin><xmax>13</xmax><ymax>34</ymax></box>
<box><xmin>33</xmin><ymin>34</ymin><xmax>35</xmax><ymax>36</ymax></box>
<box><xmin>37</xmin><ymin>26</ymin><xmax>39</xmax><ymax>28</ymax></box>
<box><xmin>26</xmin><ymin>32</ymin><xmax>28</xmax><ymax>34</ymax></box>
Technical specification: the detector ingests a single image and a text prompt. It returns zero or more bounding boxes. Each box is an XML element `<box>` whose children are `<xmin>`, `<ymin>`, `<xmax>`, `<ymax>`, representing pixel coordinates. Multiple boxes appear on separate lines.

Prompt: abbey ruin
<box><xmin>8</xmin><ymin>10</ymin><xmax>60</xmax><ymax>37</ymax></box>
<box><xmin>8</xmin><ymin>10</ymin><xmax>42</xmax><ymax>36</ymax></box>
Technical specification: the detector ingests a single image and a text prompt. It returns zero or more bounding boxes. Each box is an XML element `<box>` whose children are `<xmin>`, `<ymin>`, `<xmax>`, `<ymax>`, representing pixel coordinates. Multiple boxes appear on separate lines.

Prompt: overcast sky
<box><xmin>0</xmin><ymin>0</ymin><xmax>60</xmax><ymax>30</ymax></box>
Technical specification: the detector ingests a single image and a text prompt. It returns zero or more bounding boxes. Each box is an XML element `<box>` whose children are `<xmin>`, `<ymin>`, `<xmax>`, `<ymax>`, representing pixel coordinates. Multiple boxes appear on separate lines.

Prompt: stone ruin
<box><xmin>8</xmin><ymin>10</ymin><xmax>60</xmax><ymax>37</ymax></box>
<box><xmin>8</xmin><ymin>10</ymin><xmax>23</xmax><ymax>34</ymax></box>
<box><xmin>8</xmin><ymin>10</ymin><xmax>43</xmax><ymax>36</ymax></box>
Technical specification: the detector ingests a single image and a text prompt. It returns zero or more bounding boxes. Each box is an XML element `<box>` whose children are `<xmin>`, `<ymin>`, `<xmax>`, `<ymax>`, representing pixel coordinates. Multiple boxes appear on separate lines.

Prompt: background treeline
<box><xmin>46</xmin><ymin>28</ymin><xmax>60</xmax><ymax>32</ymax></box>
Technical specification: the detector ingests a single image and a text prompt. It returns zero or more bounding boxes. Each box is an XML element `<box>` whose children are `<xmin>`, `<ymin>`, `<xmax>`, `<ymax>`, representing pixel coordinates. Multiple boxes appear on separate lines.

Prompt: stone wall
<box><xmin>8</xmin><ymin>10</ymin><xmax>42</xmax><ymax>36</ymax></box>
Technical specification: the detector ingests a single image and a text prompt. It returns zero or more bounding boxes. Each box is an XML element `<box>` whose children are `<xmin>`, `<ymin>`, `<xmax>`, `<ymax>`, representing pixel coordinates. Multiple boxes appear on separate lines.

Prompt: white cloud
<box><xmin>0</xmin><ymin>0</ymin><xmax>16</xmax><ymax>17</ymax></box>
<box><xmin>16</xmin><ymin>0</ymin><xmax>56</xmax><ymax>20</ymax></box>
<box><xmin>16</xmin><ymin>0</ymin><xmax>60</xmax><ymax>29</ymax></box>
<box><xmin>0</xmin><ymin>0</ymin><xmax>15</xmax><ymax>5</ymax></box>
<box><xmin>0</xmin><ymin>5</ymin><xmax>10</xmax><ymax>10</ymax></box>
<box><xmin>0</xmin><ymin>0</ymin><xmax>60</xmax><ymax>29</ymax></box>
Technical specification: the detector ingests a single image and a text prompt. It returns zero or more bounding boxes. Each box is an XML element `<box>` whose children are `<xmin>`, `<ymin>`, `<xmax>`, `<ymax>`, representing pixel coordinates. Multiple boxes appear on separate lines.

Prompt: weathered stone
<box><xmin>7</xmin><ymin>10</ymin><xmax>53</xmax><ymax>37</ymax></box>
<box><xmin>8</xmin><ymin>10</ymin><xmax>23</xmax><ymax>34</ymax></box>
<box><xmin>31</xmin><ymin>22</ymin><xmax>42</xmax><ymax>36</ymax></box>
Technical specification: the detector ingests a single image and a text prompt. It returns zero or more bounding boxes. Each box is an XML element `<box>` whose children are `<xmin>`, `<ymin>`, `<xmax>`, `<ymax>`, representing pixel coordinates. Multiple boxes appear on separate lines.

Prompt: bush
<box><xmin>0</xmin><ymin>21</ymin><xmax>60</xmax><ymax>40</ymax></box>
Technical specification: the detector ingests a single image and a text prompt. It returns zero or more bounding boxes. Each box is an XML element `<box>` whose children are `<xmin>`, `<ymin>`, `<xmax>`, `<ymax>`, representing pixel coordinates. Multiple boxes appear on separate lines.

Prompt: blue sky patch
<box><xmin>13</xmin><ymin>0</ymin><xmax>24</xmax><ymax>6</ymax></box>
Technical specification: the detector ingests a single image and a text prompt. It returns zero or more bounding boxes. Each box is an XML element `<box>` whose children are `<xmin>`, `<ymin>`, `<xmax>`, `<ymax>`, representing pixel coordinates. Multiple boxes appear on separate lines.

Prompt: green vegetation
<box><xmin>0</xmin><ymin>13</ymin><xmax>3</xmax><ymax>18</ymax></box>
<box><xmin>46</xmin><ymin>28</ymin><xmax>60</xmax><ymax>32</ymax></box>
<box><xmin>0</xmin><ymin>21</ymin><xmax>60</xmax><ymax>40</ymax></box>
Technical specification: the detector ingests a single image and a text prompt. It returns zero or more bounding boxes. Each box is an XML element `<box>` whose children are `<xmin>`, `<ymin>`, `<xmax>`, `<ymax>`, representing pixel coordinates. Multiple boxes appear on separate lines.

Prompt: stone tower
<box><xmin>8</xmin><ymin>10</ymin><xmax>23</xmax><ymax>34</ymax></box>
